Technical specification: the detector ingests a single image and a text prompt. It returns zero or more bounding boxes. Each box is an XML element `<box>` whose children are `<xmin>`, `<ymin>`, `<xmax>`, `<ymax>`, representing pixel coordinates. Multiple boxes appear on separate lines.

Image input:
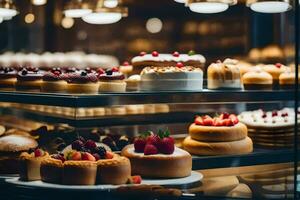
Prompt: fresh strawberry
<box><xmin>203</xmin><ymin>117</ymin><xmax>214</xmax><ymax>126</ymax></box>
<box><xmin>34</xmin><ymin>149</ymin><xmax>44</xmax><ymax>157</ymax></box>
<box><xmin>194</xmin><ymin>116</ymin><xmax>204</xmax><ymax>125</ymax></box>
<box><xmin>229</xmin><ymin>114</ymin><xmax>239</xmax><ymax>124</ymax></box>
<box><xmin>220</xmin><ymin>112</ymin><xmax>230</xmax><ymax>119</ymax></box>
<box><xmin>71</xmin><ymin>151</ymin><xmax>82</xmax><ymax>160</ymax></box>
<box><xmin>84</xmin><ymin>140</ymin><xmax>97</xmax><ymax>151</ymax></box>
<box><xmin>144</xmin><ymin>144</ymin><xmax>158</xmax><ymax>155</ymax></box>
<box><xmin>81</xmin><ymin>152</ymin><xmax>96</xmax><ymax>161</ymax></box>
<box><xmin>159</xmin><ymin>137</ymin><xmax>175</xmax><ymax>154</ymax></box>
<box><xmin>134</xmin><ymin>137</ymin><xmax>147</xmax><ymax>153</ymax></box>
<box><xmin>132</xmin><ymin>175</ymin><xmax>142</xmax><ymax>184</ymax></box>
<box><xmin>105</xmin><ymin>151</ymin><xmax>114</xmax><ymax>159</ymax></box>
<box><xmin>223</xmin><ymin>119</ymin><xmax>234</xmax><ymax>126</ymax></box>
<box><xmin>146</xmin><ymin>134</ymin><xmax>161</xmax><ymax>148</ymax></box>
<box><xmin>97</xmin><ymin>68</ymin><xmax>105</xmax><ymax>75</ymax></box>
<box><xmin>213</xmin><ymin>118</ymin><xmax>223</xmax><ymax>126</ymax></box>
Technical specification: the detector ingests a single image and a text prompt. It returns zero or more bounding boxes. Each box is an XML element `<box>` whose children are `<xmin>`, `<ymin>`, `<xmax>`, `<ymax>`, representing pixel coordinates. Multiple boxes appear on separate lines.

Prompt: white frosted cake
<box><xmin>139</xmin><ymin>66</ymin><xmax>203</xmax><ymax>91</ymax></box>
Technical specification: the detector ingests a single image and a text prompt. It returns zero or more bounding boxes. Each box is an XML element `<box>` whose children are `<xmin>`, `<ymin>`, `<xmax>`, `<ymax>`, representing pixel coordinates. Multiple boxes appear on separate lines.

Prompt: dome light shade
<box><xmin>31</xmin><ymin>0</ymin><xmax>47</xmax><ymax>6</ymax></box>
<box><xmin>82</xmin><ymin>12</ymin><xmax>122</xmax><ymax>24</ymax></box>
<box><xmin>174</xmin><ymin>0</ymin><xmax>187</xmax><ymax>3</ymax></box>
<box><xmin>64</xmin><ymin>0</ymin><xmax>92</xmax><ymax>18</ymax></box>
<box><xmin>187</xmin><ymin>0</ymin><xmax>236</xmax><ymax>14</ymax></box>
<box><xmin>104</xmin><ymin>0</ymin><xmax>118</xmax><ymax>8</ymax></box>
<box><xmin>0</xmin><ymin>0</ymin><xmax>18</xmax><ymax>18</ymax></box>
<box><xmin>247</xmin><ymin>0</ymin><xmax>291</xmax><ymax>13</ymax></box>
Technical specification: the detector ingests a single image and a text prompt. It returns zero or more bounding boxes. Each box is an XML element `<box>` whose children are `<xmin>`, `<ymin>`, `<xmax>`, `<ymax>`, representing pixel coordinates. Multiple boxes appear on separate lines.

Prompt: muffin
<box><xmin>262</xmin><ymin>63</ymin><xmax>288</xmax><ymax>89</ymax></box>
<box><xmin>279</xmin><ymin>71</ymin><xmax>300</xmax><ymax>90</ymax></box>
<box><xmin>19</xmin><ymin>148</ymin><xmax>50</xmax><ymax>181</ymax></box>
<box><xmin>66</xmin><ymin>70</ymin><xmax>99</xmax><ymax>94</ymax></box>
<box><xmin>0</xmin><ymin>67</ymin><xmax>17</xmax><ymax>89</ymax></box>
<box><xmin>16</xmin><ymin>68</ymin><xmax>44</xmax><ymax>91</ymax></box>
<box><xmin>41</xmin><ymin>68</ymin><xmax>67</xmax><ymax>93</ymax></box>
<box><xmin>98</xmin><ymin>68</ymin><xmax>127</xmax><ymax>92</ymax></box>
<box><xmin>0</xmin><ymin>135</ymin><xmax>38</xmax><ymax>174</ymax></box>
<box><xmin>242</xmin><ymin>67</ymin><xmax>273</xmax><ymax>90</ymax></box>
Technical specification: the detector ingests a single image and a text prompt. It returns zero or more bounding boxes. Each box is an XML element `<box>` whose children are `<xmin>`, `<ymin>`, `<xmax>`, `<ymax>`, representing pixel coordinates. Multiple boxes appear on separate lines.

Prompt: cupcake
<box><xmin>41</xmin><ymin>68</ymin><xmax>67</xmax><ymax>93</ymax></box>
<box><xmin>66</xmin><ymin>70</ymin><xmax>99</xmax><ymax>94</ymax></box>
<box><xmin>126</xmin><ymin>74</ymin><xmax>141</xmax><ymax>91</ymax></box>
<box><xmin>19</xmin><ymin>148</ymin><xmax>50</xmax><ymax>181</ymax></box>
<box><xmin>98</xmin><ymin>68</ymin><xmax>127</xmax><ymax>92</ymax></box>
<box><xmin>0</xmin><ymin>67</ymin><xmax>17</xmax><ymax>89</ymax></box>
<box><xmin>242</xmin><ymin>67</ymin><xmax>273</xmax><ymax>90</ymax></box>
<box><xmin>279</xmin><ymin>71</ymin><xmax>300</xmax><ymax>90</ymax></box>
<box><xmin>16</xmin><ymin>68</ymin><xmax>44</xmax><ymax>91</ymax></box>
<box><xmin>262</xmin><ymin>63</ymin><xmax>288</xmax><ymax>89</ymax></box>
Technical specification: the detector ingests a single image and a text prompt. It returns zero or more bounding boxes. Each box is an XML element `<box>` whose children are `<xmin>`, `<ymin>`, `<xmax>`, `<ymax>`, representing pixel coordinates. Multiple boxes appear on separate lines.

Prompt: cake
<box><xmin>0</xmin><ymin>135</ymin><xmax>38</xmax><ymax>174</ymax></box>
<box><xmin>131</xmin><ymin>51</ymin><xmax>206</xmax><ymax>73</ymax></box>
<box><xmin>15</xmin><ymin>68</ymin><xmax>44</xmax><ymax>91</ymax></box>
<box><xmin>279</xmin><ymin>70</ymin><xmax>299</xmax><ymax>90</ymax></box>
<box><xmin>207</xmin><ymin>59</ymin><xmax>242</xmax><ymax>90</ymax></box>
<box><xmin>119</xmin><ymin>61</ymin><xmax>133</xmax><ymax>75</ymax></box>
<box><xmin>0</xmin><ymin>67</ymin><xmax>17</xmax><ymax>89</ymax></box>
<box><xmin>121</xmin><ymin>130</ymin><xmax>192</xmax><ymax>178</ymax></box>
<box><xmin>98</xmin><ymin>68</ymin><xmax>127</xmax><ymax>92</ymax></box>
<box><xmin>19</xmin><ymin>148</ymin><xmax>50</xmax><ymax>181</ymax></box>
<box><xmin>41</xmin><ymin>68</ymin><xmax>67</xmax><ymax>93</ymax></box>
<box><xmin>183</xmin><ymin>113</ymin><xmax>253</xmax><ymax>156</ymax></box>
<box><xmin>261</xmin><ymin>63</ymin><xmax>288</xmax><ymax>89</ymax></box>
<box><xmin>126</xmin><ymin>74</ymin><xmax>141</xmax><ymax>91</ymax></box>
<box><xmin>242</xmin><ymin>67</ymin><xmax>273</xmax><ymax>90</ymax></box>
<box><xmin>66</xmin><ymin>70</ymin><xmax>99</xmax><ymax>94</ymax></box>
<box><xmin>139</xmin><ymin>65</ymin><xmax>203</xmax><ymax>91</ymax></box>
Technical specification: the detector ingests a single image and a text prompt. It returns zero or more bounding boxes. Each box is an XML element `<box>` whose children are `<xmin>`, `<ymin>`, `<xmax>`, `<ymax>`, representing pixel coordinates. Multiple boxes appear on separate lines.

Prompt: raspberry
<box><xmin>144</xmin><ymin>144</ymin><xmax>158</xmax><ymax>155</ymax></box>
<box><xmin>176</xmin><ymin>62</ymin><xmax>184</xmax><ymax>68</ymax></box>
<box><xmin>34</xmin><ymin>149</ymin><xmax>44</xmax><ymax>157</ymax></box>
<box><xmin>272</xmin><ymin>111</ymin><xmax>278</xmax><ymax>117</ymax></box>
<box><xmin>84</xmin><ymin>140</ymin><xmax>97</xmax><ymax>150</ymax></box>
<box><xmin>152</xmin><ymin>51</ymin><xmax>159</xmax><ymax>57</ymax></box>
<box><xmin>158</xmin><ymin>137</ymin><xmax>174</xmax><ymax>154</ymax></box>
<box><xmin>71</xmin><ymin>140</ymin><xmax>84</xmax><ymax>151</ymax></box>
<box><xmin>134</xmin><ymin>137</ymin><xmax>146</xmax><ymax>153</ymax></box>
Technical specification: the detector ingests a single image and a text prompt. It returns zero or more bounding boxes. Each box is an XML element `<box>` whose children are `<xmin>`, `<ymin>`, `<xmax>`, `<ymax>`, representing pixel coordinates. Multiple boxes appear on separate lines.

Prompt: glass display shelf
<box><xmin>0</xmin><ymin>90</ymin><xmax>295</xmax><ymax>107</ymax></box>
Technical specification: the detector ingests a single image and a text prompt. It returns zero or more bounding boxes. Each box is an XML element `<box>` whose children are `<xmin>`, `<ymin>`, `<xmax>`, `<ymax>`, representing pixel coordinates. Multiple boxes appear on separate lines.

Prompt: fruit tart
<box><xmin>16</xmin><ymin>68</ymin><xmax>44</xmax><ymax>91</ymax></box>
<box><xmin>66</xmin><ymin>70</ymin><xmax>99</xmax><ymax>94</ymax></box>
<box><xmin>121</xmin><ymin>130</ymin><xmax>192</xmax><ymax>178</ymax></box>
<box><xmin>0</xmin><ymin>67</ymin><xmax>17</xmax><ymax>89</ymax></box>
<box><xmin>41</xmin><ymin>68</ymin><xmax>67</xmax><ymax>93</ymax></box>
<box><xmin>98</xmin><ymin>68</ymin><xmax>127</xmax><ymax>92</ymax></box>
<box><xmin>40</xmin><ymin>153</ymin><xmax>64</xmax><ymax>184</ymax></box>
<box><xmin>19</xmin><ymin>148</ymin><xmax>50</xmax><ymax>181</ymax></box>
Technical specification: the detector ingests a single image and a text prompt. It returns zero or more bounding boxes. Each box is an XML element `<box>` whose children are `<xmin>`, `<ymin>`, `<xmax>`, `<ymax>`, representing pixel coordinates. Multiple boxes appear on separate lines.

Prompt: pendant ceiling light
<box><xmin>187</xmin><ymin>0</ymin><xmax>237</xmax><ymax>13</ymax></box>
<box><xmin>246</xmin><ymin>0</ymin><xmax>291</xmax><ymax>13</ymax></box>
<box><xmin>64</xmin><ymin>0</ymin><xmax>92</xmax><ymax>18</ymax></box>
<box><xmin>82</xmin><ymin>0</ymin><xmax>128</xmax><ymax>25</ymax></box>
<box><xmin>0</xmin><ymin>0</ymin><xmax>18</xmax><ymax>18</ymax></box>
<box><xmin>31</xmin><ymin>0</ymin><xmax>47</xmax><ymax>6</ymax></box>
<box><xmin>174</xmin><ymin>0</ymin><xmax>187</xmax><ymax>3</ymax></box>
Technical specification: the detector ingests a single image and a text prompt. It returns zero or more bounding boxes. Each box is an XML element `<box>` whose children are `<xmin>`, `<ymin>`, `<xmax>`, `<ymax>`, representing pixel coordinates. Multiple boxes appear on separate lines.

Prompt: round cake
<box><xmin>122</xmin><ymin>144</ymin><xmax>192</xmax><ymax>178</ymax></box>
<box><xmin>242</xmin><ymin>67</ymin><xmax>273</xmax><ymax>90</ymax></box>
<box><xmin>207</xmin><ymin>59</ymin><xmax>242</xmax><ymax>90</ymax></box>
<box><xmin>139</xmin><ymin>66</ymin><xmax>203</xmax><ymax>91</ymax></box>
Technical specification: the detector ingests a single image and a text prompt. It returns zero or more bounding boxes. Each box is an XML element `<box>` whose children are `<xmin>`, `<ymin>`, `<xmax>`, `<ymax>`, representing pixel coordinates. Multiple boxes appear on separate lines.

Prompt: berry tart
<box><xmin>207</xmin><ymin>59</ymin><xmax>242</xmax><ymax>90</ymax></box>
<box><xmin>183</xmin><ymin>114</ymin><xmax>253</xmax><ymax>156</ymax></box>
<box><xmin>41</xmin><ymin>68</ymin><xmax>67</xmax><ymax>93</ymax></box>
<box><xmin>131</xmin><ymin>51</ymin><xmax>206</xmax><ymax>73</ymax></box>
<box><xmin>98</xmin><ymin>68</ymin><xmax>127</xmax><ymax>92</ymax></box>
<box><xmin>139</xmin><ymin>65</ymin><xmax>203</xmax><ymax>91</ymax></box>
<box><xmin>19</xmin><ymin>148</ymin><xmax>50</xmax><ymax>181</ymax></box>
<box><xmin>242</xmin><ymin>67</ymin><xmax>273</xmax><ymax>90</ymax></box>
<box><xmin>262</xmin><ymin>63</ymin><xmax>289</xmax><ymax>89</ymax></box>
<box><xmin>16</xmin><ymin>68</ymin><xmax>44</xmax><ymax>91</ymax></box>
<box><xmin>66</xmin><ymin>70</ymin><xmax>99</xmax><ymax>94</ymax></box>
<box><xmin>0</xmin><ymin>67</ymin><xmax>17</xmax><ymax>89</ymax></box>
<box><xmin>121</xmin><ymin>130</ymin><xmax>192</xmax><ymax>178</ymax></box>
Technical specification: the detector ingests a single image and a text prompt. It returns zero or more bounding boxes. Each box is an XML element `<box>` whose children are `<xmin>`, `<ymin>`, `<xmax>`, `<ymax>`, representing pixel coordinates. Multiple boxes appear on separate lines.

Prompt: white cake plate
<box><xmin>5</xmin><ymin>171</ymin><xmax>202</xmax><ymax>191</ymax></box>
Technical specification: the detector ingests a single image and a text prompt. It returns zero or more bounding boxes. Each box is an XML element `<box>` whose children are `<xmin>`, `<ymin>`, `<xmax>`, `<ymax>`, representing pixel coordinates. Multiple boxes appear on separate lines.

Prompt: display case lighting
<box><xmin>246</xmin><ymin>0</ymin><xmax>291</xmax><ymax>13</ymax></box>
<box><xmin>187</xmin><ymin>0</ymin><xmax>236</xmax><ymax>14</ymax></box>
<box><xmin>64</xmin><ymin>0</ymin><xmax>92</xmax><ymax>18</ymax></box>
<box><xmin>31</xmin><ymin>0</ymin><xmax>47</xmax><ymax>6</ymax></box>
<box><xmin>0</xmin><ymin>0</ymin><xmax>18</xmax><ymax>18</ymax></box>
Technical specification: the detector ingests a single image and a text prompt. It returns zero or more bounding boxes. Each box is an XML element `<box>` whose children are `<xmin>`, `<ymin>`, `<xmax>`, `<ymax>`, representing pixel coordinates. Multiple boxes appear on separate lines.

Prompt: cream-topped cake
<box><xmin>139</xmin><ymin>65</ymin><xmax>203</xmax><ymax>91</ymax></box>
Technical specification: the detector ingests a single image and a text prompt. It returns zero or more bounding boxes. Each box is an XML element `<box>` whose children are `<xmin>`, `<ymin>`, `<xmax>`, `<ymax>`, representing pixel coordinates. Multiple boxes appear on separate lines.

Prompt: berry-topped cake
<box><xmin>16</xmin><ymin>67</ymin><xmax>44</xmax><ymax>91</ymax></box>
<box><xmin>131</xmin><ymin>51</ymin><xmax>206</xmax><ymax>73</ymax></box>
<box><xmin>121</xmin><ymin>130</ymin><xmax>192</xmax><ymax>178</ymax></box>
<box><xmin>66</xmin><ymin>70</ymin><xmax>99</xmax><ymax>94</ymax></box>
<box><xmin>0</xmin><ymin>67</ymin><xmax>17</xmax><ymax>89</ymax></box>
<box><xmin>98</xmin><ymin>67</ymin><xmax>127</xmax><ymax>92</ymax></box>
<box><xmin>139</xmin><ymin>65</ymin><xmax>203</xmax><ymax>91</ymax></box>
<box><xmin>183</xmin><ymin>113</ymin><xmax>253</xmax><ymax>156</ymax></box>
<box><xmin>41</xmin><ymin>68</ymin><xmax>67</xmax><ymax>93</ymax></box>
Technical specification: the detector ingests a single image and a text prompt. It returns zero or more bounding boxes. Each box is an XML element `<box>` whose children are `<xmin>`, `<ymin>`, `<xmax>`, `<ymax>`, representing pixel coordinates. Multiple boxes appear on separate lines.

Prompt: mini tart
<box><xmin>98</xmin><ymin>72</ymin><xmax>126</xmax><ymax>92</ymax></box>
<box><xmin>242</xmin><ymin>69</ymin><xmax>273</xmax><ymax>90</ymax></box>
<box><xmin>62</xmin><ymin>160</ymin><xmax>97</xmax><ymax>185</ymax></box>
<box><xmin>16</xmin><ymin>69</ymin><xmax>43</xmax><ymax>91</ymax></box>
<box><xmin>279</xmin><ymin>71</ymin><xmax>300</xmax><ymax>89</ymax></box>
<box><xmin>183</xmin><ymin>136</ymin><xmax>253</xmax><ymax>156</ymax></box>
<box><xmin>40</xmin><ymin>157</ymin><xmax>63</xmax><ymax>184</ymax></box>
<box><xmin>97</xmin><ymin>154</ymin><xmax>131</xmax><ymax>185</ymax></box>
<box><xmin>66</xmin><ymin>71</ymin><xmax>99</xmax><ymax>94</ymax></box>
<box><xmin>121</xmin><ymin>145</ymin><xmax>192</xmax><ymax>178</ymax></box>
<box><xmin>19</xmin><ymin>152</ymin><xmax>50</xmax><ymax>181</ymax></box>
<box><xmin>0</xmin><ymin>67</ymin><xmax>17</xmax><ymax>89</ymax></box>
<box><xmin>189</xmin><ymin>122</ymin><xmax>248</xmax><ymax>142</ymax></box>
<box><xmin>41</xmin><ymin>71</ymin><xmax>67</xmax><ymax>93</ymax></box>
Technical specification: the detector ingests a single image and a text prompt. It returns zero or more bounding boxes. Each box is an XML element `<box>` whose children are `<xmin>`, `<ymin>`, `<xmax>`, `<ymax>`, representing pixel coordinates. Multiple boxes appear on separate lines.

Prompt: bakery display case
<box><xmin>0</xmin><ymin>0</ymin><xmax>299</xmax><ymax>200</ymax></box>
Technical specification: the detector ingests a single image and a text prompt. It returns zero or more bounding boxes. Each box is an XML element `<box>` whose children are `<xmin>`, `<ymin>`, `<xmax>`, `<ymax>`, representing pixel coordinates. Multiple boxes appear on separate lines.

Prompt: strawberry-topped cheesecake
<box><xmin>183</xmin><ymin>113</ymin><xmax>253</xmax><ymax>156</ymax></box>
<box><xmin>19</xmin><ymin>148</ymin><xmax>50</xmax><ymax>181</ymax></box>
<box><xmin>121</xmin><ymin>130</ymin><xmax>192</xmax><ymax>178</ymax></box>
<box><xmin>41</xmin><ymin>68</ymin><xmax>67</xmax><ymax>93</ymax></box>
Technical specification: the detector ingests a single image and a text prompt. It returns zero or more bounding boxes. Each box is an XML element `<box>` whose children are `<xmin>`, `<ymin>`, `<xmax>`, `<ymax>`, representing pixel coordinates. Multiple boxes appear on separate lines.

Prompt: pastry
<box><xmin>110</xmin><ymin>106</ymin><xmax>126</xmax><ymax>115</ymax></box>
<box><xmin>207</xmin><ymin>59</ymin><xmax>242</xmax><ymax>90</ymax></box>
<box><xmin>119</xmin><ymin>61</ymin><xmax>133</xmax><ymax>75</ymax></box>
<box><xmin>0</xmin><ymin>67</ymin><xmax>17</xmax><ymax>89</ymax></box>
<box><xmin>41</xmin><ymin>68</ymin><xmax>67</xmax><ymax>93</ymax></box>
<box><xmin>98</xmin><ymin>68</ymin><xmax>127</xmax><ymax>92</ymax></box>
<box><xmin>131</xmin><ymin>51</ymin><xmax>206</xmax><ymax>73</ymax></box>
<box><xmin>154</xmin><ymin>104</ymin><xmax>169</xmax><ymax>113</ymax></box>
<box><xmin>242</xmin><ymin>67</ymin><xmax>273</xmax><ymax>90</ymax></box>
<box><xmin>40</xmin><ymin>154</ymin><xmax>64</xmax><ymax>184</ymax></box>
<box><xmin>126</xmin><ymin>74</ymin><xmax>141</xmax><ymax>91</ymax></box>
<box><xmin>279</xmin><ymin>70</ymin><xmax>300</xmax><ymax>89</ymax></box>
<box><xmin>93</xmin><ymin>107</ymin><xmax>105</xmax><ymax>116</ymax></box>
<box><xmin>183</xmin><ymin>113</ymin><xmax>253</xmax><ymax>155</ymax></box>
<box><xmin>125</xmin><ymin>105</ymin><xmax>140</xmax><ymax>115</ymax></box>
<box><xmin>143</xmin><ymin>104</ymin><xmax>155</xmax><ymax>113</ymax></box>
<box><xmin>122</xmin><ymin>130</ymin><xmax>192</xmax><ymax>178</ymax></box>
<box><xmin>261</xmin><ymin>63</ymin><xmax>288</xmax><ymax>89</ymax></box>
<box><xmin>0</xmin><ymin>135</ymin><xmax>38</xmax><ymax>174</ymax></box>
<box><xmin>19</xmin><ymin>148</ymin><xmax>50</xmax><ymax>181</ymax></box>
<box><xmin>139</xmin><ymin>65</ymin><xmax>203</xmax><ymax>91</ymax></box>
<box><xmin>16</xmin><ymin>68</ymin><xmax>44</xmax><ymax>91</ymax></box>
<box><xmin>66</xmin><ymin>70</ymin><xmax>99</xmax><ymax>94</ymax></box>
